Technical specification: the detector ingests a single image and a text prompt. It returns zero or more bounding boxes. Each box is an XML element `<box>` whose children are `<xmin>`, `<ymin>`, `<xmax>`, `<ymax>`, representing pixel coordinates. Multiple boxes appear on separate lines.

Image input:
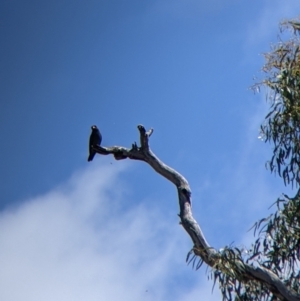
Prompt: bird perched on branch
<box><xmin>88</xmin><ymin>125</ymin><xmax>102</xmax><ymax>162</ymax></box>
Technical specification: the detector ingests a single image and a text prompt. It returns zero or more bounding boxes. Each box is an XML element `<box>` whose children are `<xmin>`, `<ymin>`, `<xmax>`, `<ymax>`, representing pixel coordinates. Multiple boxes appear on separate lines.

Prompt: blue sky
<box><xmin>1</xmin><ymin>1</ymin><xmax>300</xmax><ymax>300</ymax></box>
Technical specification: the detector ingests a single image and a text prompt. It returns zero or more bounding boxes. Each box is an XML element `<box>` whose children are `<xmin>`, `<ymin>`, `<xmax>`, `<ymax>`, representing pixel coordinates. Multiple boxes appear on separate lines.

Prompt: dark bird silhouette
<box><xmin>88</xmin><ymin>125</ymin><xmax>102</xmax><ymax>162</ymax></box>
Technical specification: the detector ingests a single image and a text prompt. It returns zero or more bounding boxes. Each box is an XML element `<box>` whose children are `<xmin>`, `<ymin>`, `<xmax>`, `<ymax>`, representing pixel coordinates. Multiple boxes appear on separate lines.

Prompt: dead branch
<box><xmin>92</xmin><ymin>124</ymin><xmax>300</xmax><ymax>301</ymax></box>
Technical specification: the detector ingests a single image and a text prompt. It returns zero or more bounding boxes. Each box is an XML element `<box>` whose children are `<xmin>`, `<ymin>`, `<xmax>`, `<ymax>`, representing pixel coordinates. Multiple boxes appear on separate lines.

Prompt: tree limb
<box><xmin>92</xmin><ymin>125</ymin><xmax>300</xmax><ymax>301</ymax></box>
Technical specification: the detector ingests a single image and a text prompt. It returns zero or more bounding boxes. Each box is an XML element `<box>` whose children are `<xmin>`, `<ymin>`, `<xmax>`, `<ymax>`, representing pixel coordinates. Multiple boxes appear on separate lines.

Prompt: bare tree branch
<box><xmin>92</xmin><ymin>124</ymin><xmax>300</xmax><ymax>301</ymax></box>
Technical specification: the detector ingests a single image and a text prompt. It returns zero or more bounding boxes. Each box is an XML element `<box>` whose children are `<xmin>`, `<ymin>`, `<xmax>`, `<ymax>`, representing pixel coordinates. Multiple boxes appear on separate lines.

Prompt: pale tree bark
<box><xmin>92</xmin><ymin>125</ymin><xmax>300</xmax><ymax>301</ymax></box>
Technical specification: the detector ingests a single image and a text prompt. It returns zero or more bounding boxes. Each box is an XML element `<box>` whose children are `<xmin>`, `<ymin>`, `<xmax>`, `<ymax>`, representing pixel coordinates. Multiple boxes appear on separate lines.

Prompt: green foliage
<box><xmin>212</xmin><ymin>270</ymin><xmax>271</xmax><ymax>301</ymax></box>
<box><xmin>247</xmin><ymin>190</ymin><xmax>300</xmax><ymax>299</ymax></box>
<box><xmin>257</xmin><ymin>19</ymin><xmax>300</xmax><ymax>186</ymax></box>
<box><xmin>187</xmin><ymin>246</ymin><xmax>274</xmax><ymax>301</ymax></box>
<box><xmin>187</xmin><ymin>18</ymin><xmax>300</xmax><ymax>301</ymax></box>
<box><xmin>212</xmin><ymin>18</ymin><xmax>300</xmax><ymax>301</ymax></box>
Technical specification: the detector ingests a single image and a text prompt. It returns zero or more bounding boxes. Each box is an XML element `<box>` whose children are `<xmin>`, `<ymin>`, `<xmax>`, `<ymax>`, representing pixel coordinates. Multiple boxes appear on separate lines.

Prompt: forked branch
<box><xmin>92</xmin><ymin>125</ymin><xmax>300</xmax><ymax>301</ymax></box>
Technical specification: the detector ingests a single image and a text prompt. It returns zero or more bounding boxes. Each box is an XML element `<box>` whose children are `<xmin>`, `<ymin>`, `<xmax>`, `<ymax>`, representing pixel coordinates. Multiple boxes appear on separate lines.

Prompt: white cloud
<box><xmin>0</xmin><ymin>162</ymin><xmax>221</xmax><ymax>301</ymax></box>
